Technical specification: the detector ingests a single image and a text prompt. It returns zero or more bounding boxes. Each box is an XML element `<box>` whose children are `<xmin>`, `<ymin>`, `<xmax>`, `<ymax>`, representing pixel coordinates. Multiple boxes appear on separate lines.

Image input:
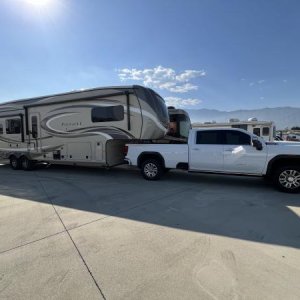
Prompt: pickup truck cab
<box><xmin>126</xmin><ymin>128</ymin><xmax>300</xmax><ymax>193</ymax></box>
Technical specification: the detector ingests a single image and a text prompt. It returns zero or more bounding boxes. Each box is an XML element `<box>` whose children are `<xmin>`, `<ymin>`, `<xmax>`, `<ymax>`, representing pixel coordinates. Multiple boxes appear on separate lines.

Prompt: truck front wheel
<box><xmin>274</xmin><ymin>166</ymin><xmax>300</xmax><ymax>193</ymax></box>
<box><xmin>141</xmin><ymin>159</ymin><xmax>163</xmax><ymax>181</ymax></box>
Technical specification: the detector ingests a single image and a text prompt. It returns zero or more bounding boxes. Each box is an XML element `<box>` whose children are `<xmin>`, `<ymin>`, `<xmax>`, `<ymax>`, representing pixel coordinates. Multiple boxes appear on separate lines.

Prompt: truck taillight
<box><xmin>123</xmin><ymin>145</ymin><xmax>128</xmax><ymax>155</ymax></box>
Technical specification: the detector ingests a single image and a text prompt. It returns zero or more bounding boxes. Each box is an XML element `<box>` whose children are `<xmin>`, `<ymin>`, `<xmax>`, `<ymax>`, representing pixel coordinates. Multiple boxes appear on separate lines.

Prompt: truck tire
<box><xmin>10</xmin><ymin>156</ymin><xmax>21</xmax><ymax>170</ymax></box>
<box><xmin>274</xmin><ymin>166</ymin><xmax>300</xmax><ymax>193</ymax></box>
<box><xmin>21</xmin><ymin>156</ymin><xmax>34</xmax><ymax>171</ymax></box>
<box><xmin>141</xmin><ymin>159</ymin><xmax>163</xmax><ymax>181</ymax></box>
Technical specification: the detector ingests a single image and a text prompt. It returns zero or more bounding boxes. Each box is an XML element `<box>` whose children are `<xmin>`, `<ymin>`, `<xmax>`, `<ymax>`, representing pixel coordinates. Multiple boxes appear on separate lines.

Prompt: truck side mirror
<box><xmin>252</xmin><ymin>139</ymin><xmax>263</xmax><ymax>151</ymax></box>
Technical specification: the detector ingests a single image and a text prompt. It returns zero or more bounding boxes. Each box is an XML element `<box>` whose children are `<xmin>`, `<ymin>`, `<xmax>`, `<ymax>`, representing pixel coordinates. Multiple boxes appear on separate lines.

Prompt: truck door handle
<box><xmin>224</xmin><ymin>148</ymin><xmax>234</xmax><ymax>152</ymax></box>
<box><xmin>192</xmin><ymin>148</ymin><xmax>199</xmax><ymax>151</ymax></box>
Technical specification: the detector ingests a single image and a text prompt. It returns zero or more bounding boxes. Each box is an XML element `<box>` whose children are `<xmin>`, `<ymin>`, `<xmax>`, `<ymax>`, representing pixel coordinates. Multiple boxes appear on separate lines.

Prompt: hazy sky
<box><xmin>0</xmin><ymin>0</ymin><xmax>299</xmax><ymax>110</ymax></box>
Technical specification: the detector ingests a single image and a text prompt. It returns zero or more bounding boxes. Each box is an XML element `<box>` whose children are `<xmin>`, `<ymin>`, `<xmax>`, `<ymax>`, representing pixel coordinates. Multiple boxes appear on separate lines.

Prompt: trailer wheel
<box><xmin>274</xmin><ymin>166</ymin><xmax>300</xmax><ymax>193</ymax></box>
<box><xmin>10</xmin><ymin>156</ymin><xmax>21</xmax><ymax>170</ymax></box>
<box><xmin>21</xmin><ymin>156</ymin><xmax>34</xmax><ymax>171</ymax></box>
<box><xmin>141</xmin><ymin>159</ymin><xmax>163</xmax><ymax>180</ymax></box>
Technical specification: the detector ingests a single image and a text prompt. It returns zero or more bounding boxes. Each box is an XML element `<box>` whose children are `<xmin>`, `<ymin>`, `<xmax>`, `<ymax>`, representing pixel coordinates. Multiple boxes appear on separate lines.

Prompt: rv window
<box><xmin>232</xmin><ymin>124</ymin><xmax>248</xmax><ymax>131</ymax></box>
<box><xmin>6</xmin><ymin>119</ymin><xmax>21</xmax><ymax>134</ymax></box>
<box><xmin>253</xmin><ymin>128</ymin><xmax>260</xmax><ymax>136</ymax></box>
<box><xmin>0</xmin><ymin>124</ymin><xmax>3</xmax><ymax>134</ymax></box>
<box><xmin>151</xmin><ymin>91</ymin><xmax>169</xmax><ymax>126</ymax></box>
<box><xmin>168</xmin><ymin>114</ymin><xmax>191</xmax><ymax>138</ymax></box>
<box><xmin>31</xmin><ymin>116</ymin><xmax>38</xmax><ymax>138</ymax></box>
<box><xmin>134</xmin><ymin>87</ymin><xmax>168</xmax><ymax>128</ymax></box>
<box><xmin>262</xmin><ymin>127</ymin><xmax>270</xmax><ymax>136</ymax></box>
<box><xmin>91</xmin><ymin>106</ymin><xmax>124</xmax><ymax>122</ymax></box>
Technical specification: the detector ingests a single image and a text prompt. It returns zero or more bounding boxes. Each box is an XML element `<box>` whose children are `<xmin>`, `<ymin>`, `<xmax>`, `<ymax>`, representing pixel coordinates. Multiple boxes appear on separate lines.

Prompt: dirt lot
<box><xmin>0</xmin><ymin>162</ymin><xmax>300</xmax><ymax>300</ymax></box>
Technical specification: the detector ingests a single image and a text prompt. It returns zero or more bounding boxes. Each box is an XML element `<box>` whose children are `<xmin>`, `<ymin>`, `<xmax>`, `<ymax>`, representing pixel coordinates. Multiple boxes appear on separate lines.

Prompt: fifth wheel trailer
<box><xmin>0</xmin><ymin>85</ymin><xmax>170</xmax><ymax>170</ymax></box>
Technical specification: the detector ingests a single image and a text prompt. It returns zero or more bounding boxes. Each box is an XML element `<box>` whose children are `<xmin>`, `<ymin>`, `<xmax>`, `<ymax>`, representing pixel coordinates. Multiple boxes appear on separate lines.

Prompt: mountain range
<box><xmin>186</xmin><ymin>107</ymin><xmax>300</xmax><ymax>129</ymax></box>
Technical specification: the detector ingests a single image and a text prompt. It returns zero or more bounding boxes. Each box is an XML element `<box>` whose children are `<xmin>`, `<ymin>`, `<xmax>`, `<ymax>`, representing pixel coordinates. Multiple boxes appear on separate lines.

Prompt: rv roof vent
<box><xmin>168</xmin><ymin>106</ymin><xmax>175</xmax><ymax>109</ymax></box>
<box><xmin>229</xmin><ymin>118</ymin><xmax>240</xmax><ymax>122</ymax></box>
<box><xmin>204</xmin><ymin>122</ymin><xmax>212</xmax><ymax>124</ymax></box>
<box><xmin>248</xmin><ymin>117</ymin><xmax>258</xmax><ymax>122</ymax></box>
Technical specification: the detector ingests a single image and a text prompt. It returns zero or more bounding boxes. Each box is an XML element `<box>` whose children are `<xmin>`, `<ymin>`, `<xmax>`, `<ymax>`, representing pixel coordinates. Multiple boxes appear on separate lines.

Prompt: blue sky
<box><xmin>0</xmin><ymin>0</ymin><xmax>299</xmax><ymax>110</ymax></box>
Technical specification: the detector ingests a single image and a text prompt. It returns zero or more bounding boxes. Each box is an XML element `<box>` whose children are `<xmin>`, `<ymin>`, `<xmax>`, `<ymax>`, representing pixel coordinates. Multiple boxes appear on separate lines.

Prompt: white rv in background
<box><xmin>193</xmin><ymin>118</ymin><xmax>275</xmax><ymax>141</ymax></box>
<box><xmin>0</xmin><ymin>85</ymin><xmax>170</xmax><ymax>170</ymax></box>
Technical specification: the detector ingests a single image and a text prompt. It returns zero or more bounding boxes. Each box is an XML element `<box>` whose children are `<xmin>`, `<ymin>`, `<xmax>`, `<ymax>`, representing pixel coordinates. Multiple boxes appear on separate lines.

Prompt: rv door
<box><xmin>28</xmin><ymin>113</ymin><xmax>40</xmax><ymax>152</ymax></box>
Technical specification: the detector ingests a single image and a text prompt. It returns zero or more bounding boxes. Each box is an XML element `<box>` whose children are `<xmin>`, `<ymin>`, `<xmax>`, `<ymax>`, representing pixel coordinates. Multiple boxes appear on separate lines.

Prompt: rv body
<box><xmin>0</xmin><ymin>85</ymin><xmax>169</xmax><ymax>168</ymax></box>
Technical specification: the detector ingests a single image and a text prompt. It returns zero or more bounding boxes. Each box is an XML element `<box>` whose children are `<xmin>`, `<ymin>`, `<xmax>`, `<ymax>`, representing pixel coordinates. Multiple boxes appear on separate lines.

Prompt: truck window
<box><xmin>0</xmin><ymin>123</ymin><xmax>3</xmax><ymax>134</ymax></box>
<box><xmin>6</xmin><ymin>119</ymin><xmax>21</xmax><ymax>134</ymax></box>
<box><xmin>225</xmin><ymin>130</ymin><xmax>251</xmax><ymax>145</ymax></box>
<box><xmin>196</xmin><ymin>130</ymin><xmax>222</xmax><ymax>144</ymax></box>
<box><xmin>262</xmin><ymin>127</ymin><xmax>270</xmax><ymax>136</ymax></box>
<box><xmin>91</xmin><ymin>106</ymin><xmax>124</xmax><ymax>122</ymax></box>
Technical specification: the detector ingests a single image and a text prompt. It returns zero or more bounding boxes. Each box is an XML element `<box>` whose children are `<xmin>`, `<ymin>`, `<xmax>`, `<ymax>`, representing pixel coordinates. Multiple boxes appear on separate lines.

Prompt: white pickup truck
<box><xmin>125</xmin><ymin>128</ymin><xmax>300</xmax><ymax>193</ymax></box>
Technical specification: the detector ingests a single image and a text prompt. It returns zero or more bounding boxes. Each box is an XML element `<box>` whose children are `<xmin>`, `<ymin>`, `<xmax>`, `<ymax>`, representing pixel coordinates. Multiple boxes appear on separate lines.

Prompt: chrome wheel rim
<box><xmin>144</xmin><ymin>163</ymin><xmax>158</xmax><ymax>178</ymax></box>
<box><xmin>279</xmin><ymin>170</ymin><xmax>300</xmax><ymax>189</ymax></box>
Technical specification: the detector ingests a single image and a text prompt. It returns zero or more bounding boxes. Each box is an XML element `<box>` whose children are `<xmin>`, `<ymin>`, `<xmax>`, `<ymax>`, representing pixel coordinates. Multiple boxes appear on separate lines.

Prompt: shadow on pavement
<box><xmin>0</xmin><ymin>163</ymin><xmax>299</xmax><ymax>249</ymax></box>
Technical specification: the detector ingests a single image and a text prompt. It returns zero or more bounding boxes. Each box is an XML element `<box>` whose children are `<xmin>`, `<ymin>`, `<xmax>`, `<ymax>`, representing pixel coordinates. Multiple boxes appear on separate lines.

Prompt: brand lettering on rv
<box><xmin>61</xmin><ymin>122</ymin><xmax>82</xmax><ymax>127</ymax></box>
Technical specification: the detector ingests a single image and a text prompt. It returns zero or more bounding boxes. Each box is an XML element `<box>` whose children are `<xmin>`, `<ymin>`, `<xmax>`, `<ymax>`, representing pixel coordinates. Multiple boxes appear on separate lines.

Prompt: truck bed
<box><xmin>126</xmin><ymin>143</ymin><xmax>188</xmax><ymax>169</ymax></box>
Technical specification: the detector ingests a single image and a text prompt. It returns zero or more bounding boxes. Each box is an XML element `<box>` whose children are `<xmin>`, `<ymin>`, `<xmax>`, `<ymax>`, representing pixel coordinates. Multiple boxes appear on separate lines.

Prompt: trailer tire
<box><xmin>10</xmin><ymin>156</ymin><xmax>21</xmax><ymax>170</ymax></box>
<box><xmin>141</xmin><ymin>159</ymin><xmax>163</xmax><ymax>181</ymax></box>
<box><xmin>273</xmin><ymin>165</ymin><xmax>300</xmax><ymax>193</ymax></box>
<box><xmin>21</xmin><ymin>156</ymin><xmax>34</xmax><ymax>171</ymax></box>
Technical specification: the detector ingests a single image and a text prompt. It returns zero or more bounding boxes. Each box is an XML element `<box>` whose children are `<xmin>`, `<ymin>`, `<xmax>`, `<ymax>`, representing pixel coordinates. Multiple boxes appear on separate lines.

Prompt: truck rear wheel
<box><xmin>274</xmin><ymin>166</ymin><xmax>300</xmax><ymax>193</ymax></box>
<box><xmin>10</xmin><ymin>156</ymin><xmax>21</xmax><ymax>170</ymax></box>
<box><xmin>141</xmin><ymin>159</ymin><xmax>163</xmax><ymax>181</ymax></box>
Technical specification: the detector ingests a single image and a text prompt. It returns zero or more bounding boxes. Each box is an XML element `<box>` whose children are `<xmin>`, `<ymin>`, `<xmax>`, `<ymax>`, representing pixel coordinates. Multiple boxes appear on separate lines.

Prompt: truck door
<box><xmin>28</xmin><ymin>113</ymin><xmax>40</xmax><ymax>152</ymax></box>
<box><xmin>223</xmin><ymin>130</ymin><xmax>267</xmax><ymax>174</ymax></box>
<box><xmin>189</xmin><ymin>130</ymin><xmax>224</xmax><ymax>172</ymax></box>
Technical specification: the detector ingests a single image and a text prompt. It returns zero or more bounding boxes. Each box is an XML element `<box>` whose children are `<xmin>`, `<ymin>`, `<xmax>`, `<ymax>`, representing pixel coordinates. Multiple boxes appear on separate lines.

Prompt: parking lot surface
<box><xmin>0</xmin><ymin>162</ymin><xmax>300</xmax><ymax>300</ymax></box>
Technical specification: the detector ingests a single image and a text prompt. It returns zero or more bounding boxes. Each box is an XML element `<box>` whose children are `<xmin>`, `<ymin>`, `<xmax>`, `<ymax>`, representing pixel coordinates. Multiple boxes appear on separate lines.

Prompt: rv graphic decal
<box><xmin>41</xmin><ymin>111</ymin><xmax>134</xmax><ymax>139</ymax></box>
<box><xmin>48</xmin><ymin>100</ymin><xmax>121</xmax><ymax>112</ymax></box>
<box><xmin>0</xmin><ymin>136</ymin><xmax>23</xmax><ymax>143</ymax></box>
